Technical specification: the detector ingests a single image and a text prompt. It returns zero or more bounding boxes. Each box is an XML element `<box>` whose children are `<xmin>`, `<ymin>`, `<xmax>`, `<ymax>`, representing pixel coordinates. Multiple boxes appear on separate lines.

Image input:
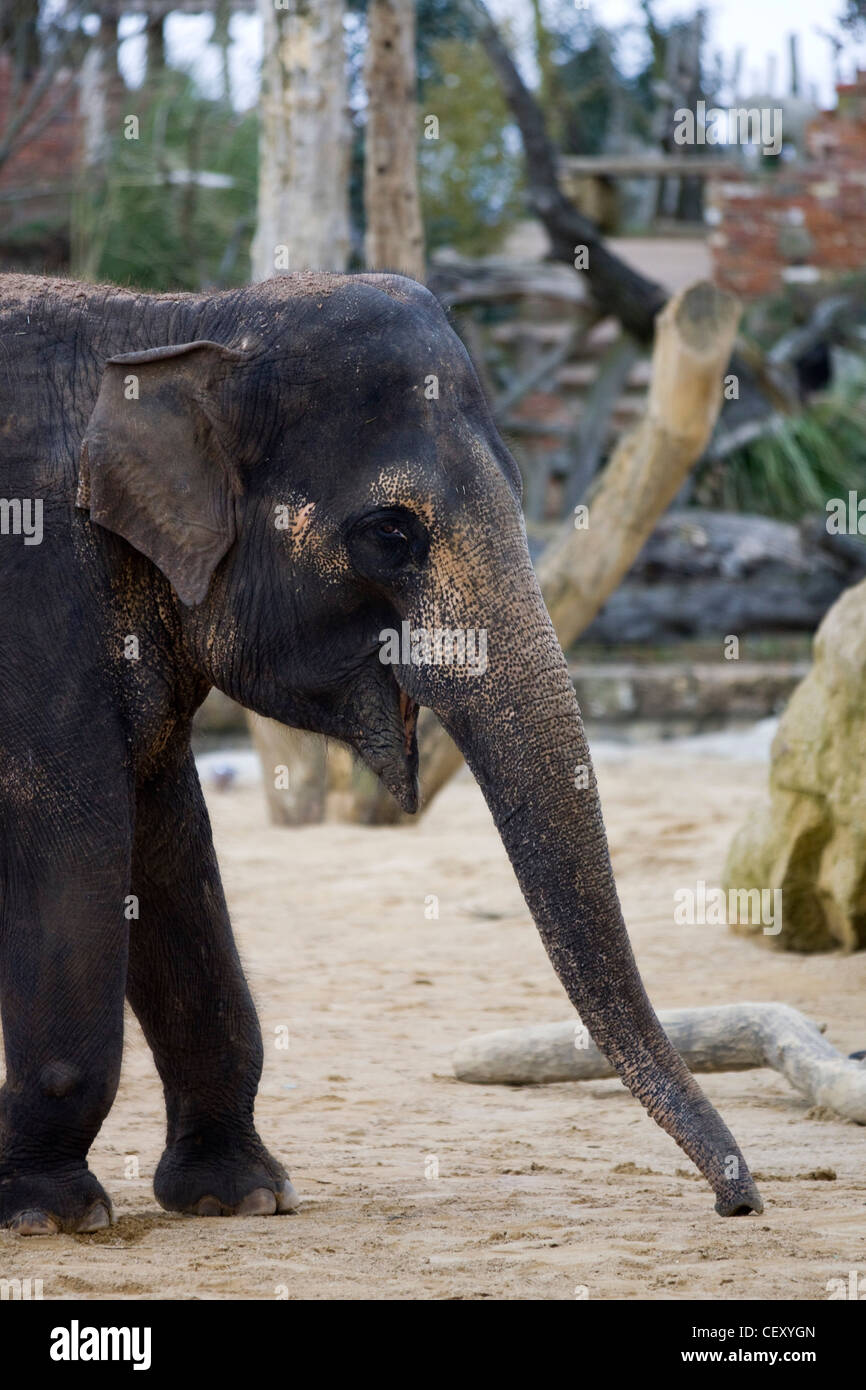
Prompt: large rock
<box><xmin>725</xmin><ymin>577</ymin><xmax>866</xmax><ymax>952</ymax></box>
<box><xmin>583</xmin><ymin>510</ymin><xmax>866</xmax><ymax>645</ymax></box>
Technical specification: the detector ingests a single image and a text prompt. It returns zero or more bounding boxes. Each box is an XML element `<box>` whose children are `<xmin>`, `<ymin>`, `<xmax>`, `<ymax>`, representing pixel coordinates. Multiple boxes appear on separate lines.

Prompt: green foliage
<box><xmin>415</xmin><ymin>0</ymin><xmax>475</xmax><ymax>83</ymax></box>
<box><xmin>530</xmin><ymin>0</ymin><xmax>720</xmax><ymax>199</ymax></box>
<box><xmin>541</xmin><ymin>18</ymin><xmax>638</xmax><ymax>153</ymax></box>
<box><xmin>522</xmin><ymin>2</ymin><xmax>654</xmax><ymax>155</ymax></box>
<box><xmin>72</xmin><ymin>70</ymin><xmax>257</xmax><ymax>291</ymax></box>
<box><xmin>418</xmin><ymin>37</ymin><xmax>525</xmax><ymax>257</ymax></box>
<box><xmin>743</xmin><ymin>272</ymin><xmax>866</xmax><ymax>351</ymax></box>
<box><xmin>695</xmin><ymin>367</ymin><xmax>866</xmax><ymax>520</ymax></box>
<box><xmin>693</xmin><ymin>273</ymin><xmax>866</xmax><ymax>520</ymax></box>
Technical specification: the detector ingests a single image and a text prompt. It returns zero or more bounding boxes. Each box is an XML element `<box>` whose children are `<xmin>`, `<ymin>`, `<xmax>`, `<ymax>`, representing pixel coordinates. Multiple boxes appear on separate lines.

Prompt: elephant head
<box><xmin>80</xmin><ymin>273</ymin><xmax>762</xmax><ymax>1216</ymax></box>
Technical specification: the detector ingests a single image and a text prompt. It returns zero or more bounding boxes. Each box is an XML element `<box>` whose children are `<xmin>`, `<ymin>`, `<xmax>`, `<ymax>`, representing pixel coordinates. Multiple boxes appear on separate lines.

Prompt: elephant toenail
<box><xmin>76</xmin><ymin>1202</ymin><xmax>112</xmax><ymax>1233</ymax></box>
<box><xmin>275</xmin><ymin>1180</ymin><xmax>301</xmax><ymax>1213</ymax></box>
<box><xmin>193</xmin><ymin>1195</ymin><xmax>224</xmax><ymax>1216</ymax></box>
<box><xmin>235</xmin><ymin>1188</ymin><xmax>277</xmax><ymax>1216</ymax></box>
<box><xmin>10</xmin><ymin>1209</ymin><xmax>60</xmax><ymax>1236</ymax></box>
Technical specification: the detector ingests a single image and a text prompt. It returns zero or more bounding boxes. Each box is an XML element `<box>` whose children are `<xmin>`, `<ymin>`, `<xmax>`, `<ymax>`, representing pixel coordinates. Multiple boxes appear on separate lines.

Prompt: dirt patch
<box><xmin>2</xmin><ymin>749</ymin><xmax>865</xmax><ymax>1299</ymax></box>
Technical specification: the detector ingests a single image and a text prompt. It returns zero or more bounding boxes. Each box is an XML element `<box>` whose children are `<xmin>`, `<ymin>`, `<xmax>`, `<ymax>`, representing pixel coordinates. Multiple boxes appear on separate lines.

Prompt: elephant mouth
<box><xmin>385</xmin><ymin>681</ymin><xmax>419</xmax><ymax>812</ymax></box>
<box><xmin>350</xmin><ymin>668</ymin><xmax>420</xmax><ymax>814</ymax></box>
<box><xmin>398</xmin><ymin>688</ymin><xmax>419</xmax><ymax>758</ymax></box>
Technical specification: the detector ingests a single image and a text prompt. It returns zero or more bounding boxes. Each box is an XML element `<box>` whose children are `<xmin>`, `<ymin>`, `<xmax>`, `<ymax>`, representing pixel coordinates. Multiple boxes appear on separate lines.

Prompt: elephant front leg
<box><xmin>0</xmin><ymin>813</ymin><xmax>130</xmax><ymax>1235</ymax></box>
<box><xmin>127</xmin><ymin>749</ymin><xmax>298</xmax><ymax>1217</ymax></box>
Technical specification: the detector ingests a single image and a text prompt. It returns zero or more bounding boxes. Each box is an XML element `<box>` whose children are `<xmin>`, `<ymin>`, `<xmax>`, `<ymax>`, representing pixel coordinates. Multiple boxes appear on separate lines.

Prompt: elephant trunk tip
<box><xmin>714</xmin><ymin>1179</ymin><xmax>764</xmax><ymax>1217</ymax></box>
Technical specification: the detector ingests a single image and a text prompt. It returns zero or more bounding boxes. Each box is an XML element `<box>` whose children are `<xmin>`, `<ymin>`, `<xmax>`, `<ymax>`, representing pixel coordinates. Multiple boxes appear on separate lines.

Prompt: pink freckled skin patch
<box><xmin>289</xmin><ymin>501</ymin><xmax>316</xmax><ymax>546</ymax></box>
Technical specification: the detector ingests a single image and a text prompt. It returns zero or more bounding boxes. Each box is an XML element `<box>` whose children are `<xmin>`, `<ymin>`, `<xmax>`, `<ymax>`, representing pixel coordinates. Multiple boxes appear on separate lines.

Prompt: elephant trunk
<box><xmin>429</xmin><ymin>558</ymin><xmax>762</xmax><ymax>1216</ymax></box>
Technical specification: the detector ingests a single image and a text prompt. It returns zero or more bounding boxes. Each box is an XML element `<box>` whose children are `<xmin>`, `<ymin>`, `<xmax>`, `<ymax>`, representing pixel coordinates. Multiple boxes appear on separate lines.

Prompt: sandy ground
<box><xmin>3</xmin><ymin>742</ymin><xmax>865</xmax><ymax>1301</ymax></box>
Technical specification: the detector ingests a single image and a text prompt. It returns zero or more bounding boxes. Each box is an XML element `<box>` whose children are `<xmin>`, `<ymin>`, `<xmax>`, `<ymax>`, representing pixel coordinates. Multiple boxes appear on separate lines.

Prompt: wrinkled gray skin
<box><xmin>0</xmin><ymin>271</ymin><xmax>762</xmax><ymax>1234</ymax></box>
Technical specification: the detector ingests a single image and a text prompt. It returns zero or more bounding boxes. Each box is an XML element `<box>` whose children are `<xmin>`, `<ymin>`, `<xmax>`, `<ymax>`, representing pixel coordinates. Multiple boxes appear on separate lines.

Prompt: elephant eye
<box><xmin>346</xmin><ymin>507</ymin><xmax>429</xmax><ymax>581</ymax></box>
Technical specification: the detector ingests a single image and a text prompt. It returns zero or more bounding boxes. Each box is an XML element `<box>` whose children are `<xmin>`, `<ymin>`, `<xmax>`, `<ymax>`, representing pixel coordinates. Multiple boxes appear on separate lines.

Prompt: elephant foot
<box><xmin>154</xmin><ymin>1137</ymin><xmax>300</xmax><ymax>1218</ymax></box>
<box><xmin>0</xmin><ymin>1166</ymin><xmax>113</xmax><ymax>1236</ymax></box>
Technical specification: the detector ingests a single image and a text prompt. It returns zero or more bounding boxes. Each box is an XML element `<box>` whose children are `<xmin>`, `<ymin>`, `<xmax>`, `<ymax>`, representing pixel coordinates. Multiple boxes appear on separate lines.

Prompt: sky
<box><xmin>115</xmin><ymin>0</ymin><xmax>865</xmax><ymax>113</ymax></box>
<box><xmin>487</xmin><ymin>0</ymin><xmax>866</xmax><ymax>106</ymax></box>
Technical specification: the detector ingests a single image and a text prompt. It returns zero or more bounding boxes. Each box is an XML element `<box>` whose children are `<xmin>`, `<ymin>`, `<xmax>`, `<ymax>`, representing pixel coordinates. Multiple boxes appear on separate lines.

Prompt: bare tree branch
<box><xmin>455</xmin><ymin>0</ymin><xmax>668</xmax><ymax>343</ymax></box>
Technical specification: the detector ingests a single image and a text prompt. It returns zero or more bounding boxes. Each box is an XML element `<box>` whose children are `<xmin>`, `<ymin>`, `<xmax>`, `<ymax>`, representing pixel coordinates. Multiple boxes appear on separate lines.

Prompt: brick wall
<box><xmin>0</xmin><ymin>54</ymin><xmax>82</xmax><ymax>253</ymax></box>
<box><xmin>709</xmin><ymin>73</ymin><xmax>866</xmax><ymax>298</ymax></box>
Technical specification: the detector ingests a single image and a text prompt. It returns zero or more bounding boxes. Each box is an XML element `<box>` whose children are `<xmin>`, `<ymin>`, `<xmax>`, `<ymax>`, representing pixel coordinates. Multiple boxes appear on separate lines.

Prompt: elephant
<box><xmin>0</xmin><ymin>269</ymin><xmax>763</xmax><ymax>1234</ymax></box>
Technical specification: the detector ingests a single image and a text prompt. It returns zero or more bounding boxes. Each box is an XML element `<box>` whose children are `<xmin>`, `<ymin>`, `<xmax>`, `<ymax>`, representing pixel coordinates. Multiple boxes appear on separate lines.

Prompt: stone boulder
<box><xmin>582</xmin><ymin>510</ymin><xmax>866</xmax><ymax>645</ymax></box>
<box><xmin>724</xmin><ymin>577</ymin><xmax>866</xmax><ymax>951</ymax></box>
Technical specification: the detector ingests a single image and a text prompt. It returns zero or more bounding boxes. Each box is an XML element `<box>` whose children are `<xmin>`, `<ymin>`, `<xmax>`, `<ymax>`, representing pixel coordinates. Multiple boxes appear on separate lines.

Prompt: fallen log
<box><xmin>427</xmin><ymin>257</ymin><xmax>589</xmax><ymax>309</ymax></box>
<box><xmin>452</xmin><ymin>1003</ymin><xmax>866</xmax><ymax>1123</ymax></box>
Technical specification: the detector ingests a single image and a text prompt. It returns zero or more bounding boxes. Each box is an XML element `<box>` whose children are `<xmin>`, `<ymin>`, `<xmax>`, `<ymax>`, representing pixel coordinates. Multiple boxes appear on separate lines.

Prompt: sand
<box><xmin>3</xmin><ymin>743</ymin><xmax>865</xmax><ymax>1301</ymax></box>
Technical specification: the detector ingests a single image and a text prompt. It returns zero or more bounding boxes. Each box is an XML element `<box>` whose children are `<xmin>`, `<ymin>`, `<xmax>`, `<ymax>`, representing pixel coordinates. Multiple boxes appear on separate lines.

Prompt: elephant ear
<box><xmin>78</xmin><ymin>340</ymin><xmax>244</xmax><ymax>606</ymax></box>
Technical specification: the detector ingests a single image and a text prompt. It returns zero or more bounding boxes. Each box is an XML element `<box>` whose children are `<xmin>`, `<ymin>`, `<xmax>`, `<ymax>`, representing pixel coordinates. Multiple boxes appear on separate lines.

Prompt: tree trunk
<box><xmin>71</xmin><ymin>33</ymin><xmax>109</xmax><ymax>283</ymax></box>
<box><xmin>539</xmin><ymin>283</ymin><xmax>740</xmax><ymax>636</ymax></box>
<box><xmin>247</xmin><ymin>714</ymin><xmax>328</xmax><ymax>826</ymax></box>
<box><xmin>251</xmin><ymin>0</ymin><xmax>350</xmax><ymax>281</ymax></box>
<box><xmin>363</xmin><ymin>0</ymin><xmax>425</xmax><ymax>280</ymax></box>
<box><xmin>250</xmin><ymin>0</ymin><xmax>351</xmax><ymax>824</ymax></box>
<box><xmin>1</xmin><ymin>0</ymin><xmax>41</xmax><ymax>78</ymax></box>
<box><xmin>145</xmin><ymin>18</ymin><xmax>166</xmax><ymax>83</ymax></box>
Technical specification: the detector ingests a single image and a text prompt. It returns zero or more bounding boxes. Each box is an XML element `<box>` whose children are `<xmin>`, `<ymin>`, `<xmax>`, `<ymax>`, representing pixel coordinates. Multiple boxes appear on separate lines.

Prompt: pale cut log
<box><xmin>538</xmin><ymin>281</ymin><xmax>742</xmax><ymax>637</ymax></box>
<box><xmin>452</xmin><ymin>1003</ymin><xmax>866</xmax><ymax>1124</ymax></box>
<box><xmin>247</xmin><ymin>717</ymin><xmax>326</xmax><ymax>827</ymax></box>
